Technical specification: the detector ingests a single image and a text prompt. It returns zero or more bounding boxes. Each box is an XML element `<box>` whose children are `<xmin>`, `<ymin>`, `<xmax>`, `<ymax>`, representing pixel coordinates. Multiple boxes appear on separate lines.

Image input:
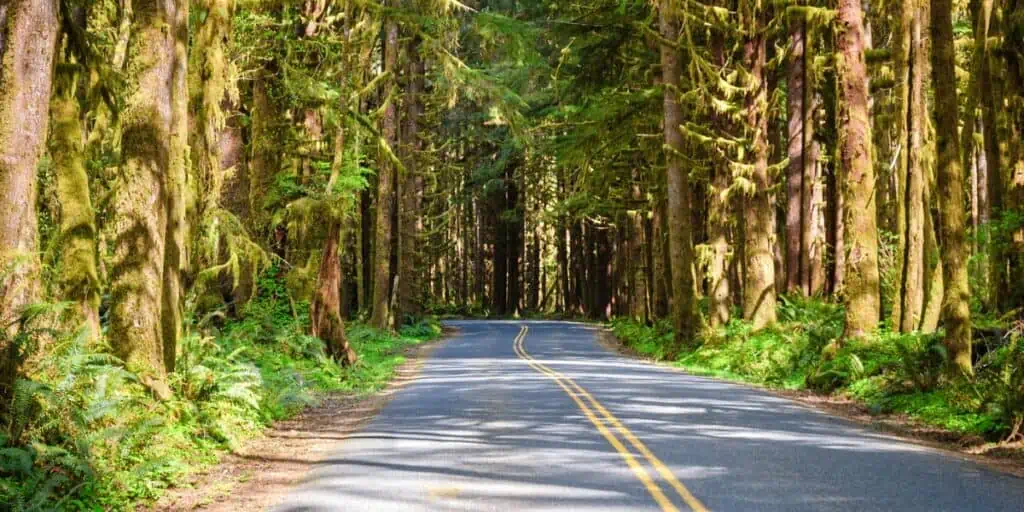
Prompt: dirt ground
<box><xmin>149</xmin><ymin>333</ymin><xmax>453</xmax><ymax>511</ymax></box>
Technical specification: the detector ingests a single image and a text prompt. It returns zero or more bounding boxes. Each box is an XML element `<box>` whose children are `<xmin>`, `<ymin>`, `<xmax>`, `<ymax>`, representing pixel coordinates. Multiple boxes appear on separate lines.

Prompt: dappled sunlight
<box><xmin>272</xmin><ymin>321</ymin><xmax>1024</xmax><ymax>511</ymax></box>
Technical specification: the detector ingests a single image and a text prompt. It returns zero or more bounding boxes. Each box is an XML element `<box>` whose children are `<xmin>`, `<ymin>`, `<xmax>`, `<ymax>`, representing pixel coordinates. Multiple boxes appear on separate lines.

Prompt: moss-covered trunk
<box><xmin>51</xmin><ymin>59</ymin><xmax>100</xmax><ymax>338</ymax></box>
<box><xmin>108</xmin><ymin>0</ymin><xmax>180</xmax><ymax>398</ymax></box>
<box><xmin>371</xmin><ymin>9</ymin><xmax>399</xmax><ymax>330</ymax></box>
<box><xmin>892</xmin><ymin>1</ymin><xmax>928</xmax><ymax>333</ymax></box>
<box><xmin>659</xmin><ymin>3</ymin><xmax>700</xmax><ymax>342</ymax></box>
<box><xmin>311</xmin><ymin>221</ymin><xmax>357</xmax><ymax>366</ymax></box>
<box><xmin>785</xmin><ymin>14</ymin><xmax>806</xmax><ymax>295</ymax></box>
<box><xmin>741</xmin><ymin>8</ymin><xmax>777</xmax><ymax>330</ymax></box>
<box><xmin>398</xmin><ymin>40</ymin><xmax>424</xmax><ymax>323</ymax></box>
<box><xmin>0</xmin><ymin>0</ymin><xmax>58</xmax><ymax>329</ymax></box>
<box><xmin>931</xmin><ymin>0</ymin><xmax>972</xmax><ymax>374</ymax></box>
<box><xmin>162</xmin><ymin>0</ymin><xmax>188</xmax><ymax>374</ymax></box>
<box><xmin>837</xmin><ymin>0</ymin><xmax>880</xmax><ymax>339</ymax></box>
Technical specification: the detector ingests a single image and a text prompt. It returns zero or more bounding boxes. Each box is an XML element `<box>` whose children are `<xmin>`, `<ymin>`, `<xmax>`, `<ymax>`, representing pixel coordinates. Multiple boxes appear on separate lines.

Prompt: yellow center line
<box><xmin>514</xmin><ymin>325</ymin><xmax>710</xmax><ymax>512</ymax></box>
<box><xmin>511</xmin><ymin>326</ymin><xmax>679</xmax><ymax>512</ymax></box>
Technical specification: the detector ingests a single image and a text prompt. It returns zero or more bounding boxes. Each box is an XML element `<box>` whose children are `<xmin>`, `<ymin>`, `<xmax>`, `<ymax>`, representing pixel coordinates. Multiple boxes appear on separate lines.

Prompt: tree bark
<box><xmin>786</xmin><ymin>14</ymin><xmax>806</xmax><ymax>295</ymax></box>
<box><xmin>894</xmin><ymin>2</ymin><xmax>928</xmax><ymax>332</ymax></box>
<box><xmin>837</xmin><ymin>0</ymin><xmax>881</xmax><ymax>339</ymax></box>
<box><xmin>51</xmin><ymin>57</ymin><xmax>100</xmax><ymax>338</ymax></box>
<box><xmin>370</xmin><ymin>8</ymin><xmax>399</xmax><ymax>330</ymax></box>
<box><xmin>659</xmin><ymin>3</ymin><xmax>700</xmax><ymax>341</ymax></box>
<box><xmin>109</xmin><ymin>0</ymin><xmax>180</xmax><ymax>398</ymax></box>
<box><xmin>0</xmin><ymin>0</ymin><xmax>58</xmax><ymax>336</ymax></box>
<box><xmin>162</xmin><ymin>0</ymin><xmax>188</xmax><ymax>374</ymax></box>
<box><xmin>742</xmin><ymin>7</ymin><xmax>777</xmax><ymax>330</ymax></box>
<box><xmin>397</xmin><ymin>38</ymin><xmax>424</xmax><ymax>324</ymax></box>
<box><xmin>311</xmin><ymin>221</ymin><xmax>358</xmax><ymax>366</ymax></box>
<box><xmin>932</xmin><ymin>0</ymin><xmax>973</xmax><ymax>374</ymax></box>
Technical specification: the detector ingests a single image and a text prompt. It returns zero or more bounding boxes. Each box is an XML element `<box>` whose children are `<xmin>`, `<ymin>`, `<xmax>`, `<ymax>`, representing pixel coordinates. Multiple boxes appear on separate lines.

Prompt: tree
<box><xmin>108</xmin><ymin>0</ymin><xmax>183</xmax><ymax>398</ymax></box>
<box><xmin>0</xmin><ymin>0</ymin><xmax>59</xmax><ymax>402</ymax></box>
<box><xmin>931</xmin><ymin>0</ymin><xmax>972</xmax><ymax>374</ymax></box>
<box><xmin>836</xmin><ymin>0</ymin><xmax>880</xmax><ymax>339</ymax></box>
<box><xmin>51</xmin><ymin>47</ymin><xmax>100</xmax><ymax>338</ymax></box>
<box><xmin>659</xmin><ymin>1</ymin><xmax>701</xmax><ymax>342</ymax></box>
<box><xmin>740</xmin><ymin>0</ymin><xmax>777</xmax><ymax>330</ymax></box>
<box><xmin>371</xmin><ymin>4</ymin><xmax>400</xmax><ymax>331</ymax></box>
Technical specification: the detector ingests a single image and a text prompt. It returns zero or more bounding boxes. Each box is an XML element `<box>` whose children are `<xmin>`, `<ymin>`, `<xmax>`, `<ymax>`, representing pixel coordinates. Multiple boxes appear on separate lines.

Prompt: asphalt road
<box><xmin>274</xmin><ymin>320</ymin><xmax>1024</xmax><ymax>511</ymax></box>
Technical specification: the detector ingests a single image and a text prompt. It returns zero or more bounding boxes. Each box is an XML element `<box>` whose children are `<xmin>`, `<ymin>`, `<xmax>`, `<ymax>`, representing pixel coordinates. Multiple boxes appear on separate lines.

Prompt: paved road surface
<box><xmin>274</xmin><ymin>320</ymin><xmax>1024</xmax><ymax>511</ymax></box>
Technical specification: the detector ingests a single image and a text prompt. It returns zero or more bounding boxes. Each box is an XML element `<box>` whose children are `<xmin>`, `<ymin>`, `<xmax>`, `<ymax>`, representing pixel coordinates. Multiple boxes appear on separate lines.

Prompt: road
<box><xmin>274</xmin><ymin>320</ymin><xmax>1024</xmax><ymax>511</ymax></box>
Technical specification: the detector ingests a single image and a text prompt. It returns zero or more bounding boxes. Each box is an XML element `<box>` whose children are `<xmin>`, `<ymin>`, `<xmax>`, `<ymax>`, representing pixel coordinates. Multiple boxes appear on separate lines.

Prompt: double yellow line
<box><xmin>512</xmin><ymin>326</ymin><xmax>708</xmax><ymax>512</ymax></box>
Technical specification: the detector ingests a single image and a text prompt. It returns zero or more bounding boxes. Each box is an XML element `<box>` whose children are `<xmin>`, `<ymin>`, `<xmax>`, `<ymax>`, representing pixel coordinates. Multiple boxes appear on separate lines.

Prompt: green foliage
<box><xmin>1</xmin><ymin>272</ymin><xmax>443</xmax><ymax>510</ymax></box>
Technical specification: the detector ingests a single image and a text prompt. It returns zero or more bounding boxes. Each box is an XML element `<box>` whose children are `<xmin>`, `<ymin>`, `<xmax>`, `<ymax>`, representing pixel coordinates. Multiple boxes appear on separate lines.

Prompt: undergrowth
<box><xmin>0</xmin><ymin>273</ymin><xmax>441</xmax><ymax>511</ymax></box>
<box><xmin>611</xmin><ymin>296</ymin><xmax>1024</xmax><ymax>442</ymax></box>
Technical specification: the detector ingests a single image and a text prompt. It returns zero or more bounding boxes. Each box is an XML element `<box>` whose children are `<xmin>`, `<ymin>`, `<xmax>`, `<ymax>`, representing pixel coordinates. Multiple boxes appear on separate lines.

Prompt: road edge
<box><xmin>148</xmin><ymin>328</ymin><xmax>458</xmax><ymax>511</ymax></box>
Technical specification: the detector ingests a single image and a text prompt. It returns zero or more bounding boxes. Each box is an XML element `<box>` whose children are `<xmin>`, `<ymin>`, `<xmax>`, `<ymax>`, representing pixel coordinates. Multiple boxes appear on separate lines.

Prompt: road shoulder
<box><xmin>150</xmin><ymin>330</ymin><xmax>455</xmax><ymax>511</ymax></box>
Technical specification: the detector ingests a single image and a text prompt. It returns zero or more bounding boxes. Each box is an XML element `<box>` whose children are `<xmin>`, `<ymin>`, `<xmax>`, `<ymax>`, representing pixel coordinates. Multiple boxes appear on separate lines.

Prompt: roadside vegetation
<box><xmin>612</xmin><ymin>297</ymin><xmax>1024</xmax><ymax>442</ymax></box>
<box><xmin>0</xmin><ymin>270</ymin><xmax>441</xmax><ymax>510</ymax></box>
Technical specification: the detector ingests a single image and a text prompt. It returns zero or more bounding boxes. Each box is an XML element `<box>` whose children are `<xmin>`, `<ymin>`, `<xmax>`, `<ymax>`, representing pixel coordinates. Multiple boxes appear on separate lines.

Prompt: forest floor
<box><xmin>596</xmin><ymin>328</ymin><xmax>1024</xmax><ymax>479</ymax></box>
<box><xmin>149</xmin><ymin>331</ymin><xmax>454</xmax><ymax>511</ymax></box>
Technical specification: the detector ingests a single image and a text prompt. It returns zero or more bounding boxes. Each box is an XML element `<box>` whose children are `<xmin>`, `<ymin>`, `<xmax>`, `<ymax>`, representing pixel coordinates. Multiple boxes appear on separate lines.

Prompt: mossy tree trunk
<box><xmin>785</xmin><ymin>12</ymin><xmax>806</xmax><ymax>296</ymax></box>
<box><xmin>741</xmin><ymin>3</ymin><xmax>777</xmax><ymax>330</ymax></box>
<box><xmin>51</xmin><ymin>53</ymin><xmax>101</xmax><ymax>339</ymax></box>
<box><xmin>659</xmin><ymin>2</ymin><xmax>700</xmax><ymax>342</ymax></box>
<box><xmin>371</xmin><ymin>6</ymin><xmax>399</xmax><ymax>331</ymax></box>
<box><xmin>892</xmin><ymin>0</ymin><xmax>928</xmax><ymax>333</ymax></box>
<box><xmin>162</xmin><ymin>0</ymin><xmax>188</xmax><ymax>374</ymax></box>
<box><xmin>398</xmin><ymin>37</ymin><xmax>424</xmax><ymax>324</ymax></box>
<box><xmin>649</xmin><ymin>195</ymin><xmax>670</xmax><ymax>319</ymax></box>
<box><xmin>630</xmin><ymin>171</ymin><xmax>649</xmax><ymax>323</ymax></box>
<box><xmin>0</xmin><ymin>0</ymin><xmax>58</xmax><ymax>324</ymax></box>
<box><xmin>108</xmin><ymin>0</ymin><xmax>182</xmax><ymax>399</ymax></box>
<box><xmin>932</xmin><ymin>0</ymin><xmax>972</xmax><ymax>374</ymax></box>
<box><xmin>312</xmin><ymin>219</ymin><xmax>358</xmax><ymax>366</ymax></box>
<box><xmin>0</xmin><ymin>0</ymin><xmax>59</xmax><ymax>403</ymax></box>
<box><xmin>837</xmin><ymin>0</ymin><xmax>881</xmax><ymax>339</ymax></box>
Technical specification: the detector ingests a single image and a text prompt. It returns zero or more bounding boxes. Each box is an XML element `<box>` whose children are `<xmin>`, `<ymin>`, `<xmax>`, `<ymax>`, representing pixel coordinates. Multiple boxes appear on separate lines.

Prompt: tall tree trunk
<box><xmin>370</xmin><ymin>8</ymin><xmax>399</xmax><ymax>330</ymax></box>
<box><xmin>162</xmin><ymin>0</ymin><xmax>188</xmax><ymax>374</ymax></box>
<box><xmin>250</xmin><ymin>72</ymin><xmax>279</xmax><ymax>238</ymax></box>
<box><xmin>837</xmin><ymin>0</ymin><xmax>880</xmax><ymax>338</ymax></box>
<box><xmin>978</xmin><ymin>0</ymin><xmax>1003</xmax><ymax>309</ymax></box>
<box><xmin>786</xmin><ymin>14</ymin><xmax>806</xmax><ymax>295</ymax></box>
<box><xmin>51</xmin><ymin>59</ymin><xmax>101</xmax><ymax>338</ymax></box>
<box><xmin>492</xmin><ymin>196</ymin><xmax>508</xmax><ymax>315</ymax></box>
<box><xmin>742</xmin><ymin>7</ymin><xmax>777</xmax><ymax>330</ymax></box>
<box><xmin>398</xmin><ymin>38</ymin><xmax>424</xmax><ymax>324</ymax></box>
<box><xmin>0</xmin><ymin>0</ymin><xmax>58</xmax><ymax>336</ymax></box>
<box><xmin>932</xmin><ymin>0</ymin><xmax>972</xmax><ymax>374</ymax></box>
<box><xmin>109</xmin><ymin>0</ymin><xmax>180</xmax><ymax>398</ymax></box>
<box><xmin>507</xmin><ymin>167</ymin><xmax>522</xmax><ymax>315</ymax></box>
<box><xmin>708</xmin><ymin>162</ymin><xmax>731</xmax><ymax>327</ymax></box>
<box><xmin>799</xmin><ymin>22</ymin><xmax>817</xmax><ymax>296</ymax></box>
<box><xmin>659</xmin><ymin>4</ymin><xmax>700</xmax><ymax>341</ymax></box>
<box><xmin>894</xmin><ymin>3</ymin><xmax>928</xmax><ymax>332</ymax></box>
<box><xmin>630</xmin><ymin>172</ymin><xmax>649</xmax><ymax>323</ymax></box>
<box><xmin>650</xmin><ymin>196</ymin><xmax>670</xmax><ymax>318</ymax></box>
